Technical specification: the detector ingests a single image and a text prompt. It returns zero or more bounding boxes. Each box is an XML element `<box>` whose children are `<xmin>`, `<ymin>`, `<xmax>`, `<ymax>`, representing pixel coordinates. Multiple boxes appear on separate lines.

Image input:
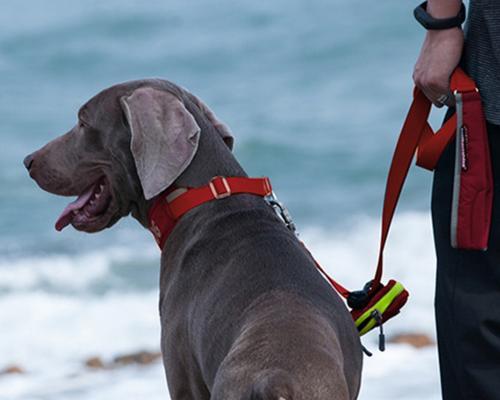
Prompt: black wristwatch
<box><xmin>414</xmin><ymin>1</ymin><xmax>466</xmax><ymax>30</ymax></box>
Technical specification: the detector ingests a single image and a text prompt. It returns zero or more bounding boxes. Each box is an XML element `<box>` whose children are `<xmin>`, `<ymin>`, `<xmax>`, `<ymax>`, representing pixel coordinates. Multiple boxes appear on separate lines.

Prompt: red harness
<box><xmin>148</xmin><ymin>176</ymin><xmax>273</xmax><ymax>249</ymax></box>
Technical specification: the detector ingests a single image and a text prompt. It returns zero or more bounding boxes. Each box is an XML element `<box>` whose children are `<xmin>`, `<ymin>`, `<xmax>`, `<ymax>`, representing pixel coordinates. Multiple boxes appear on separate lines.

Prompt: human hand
<box><xmin>413</xmin><ymin>28</ymin><xmax>464</xmax><ymax>107</ymax></box>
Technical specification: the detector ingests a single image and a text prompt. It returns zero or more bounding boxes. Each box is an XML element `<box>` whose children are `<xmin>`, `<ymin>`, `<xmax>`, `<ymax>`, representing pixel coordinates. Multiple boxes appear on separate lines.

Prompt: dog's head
<box><xmin>24</xmin><ymin>80</ymin><xmax>233</xmax><ymax>233</ymax></box>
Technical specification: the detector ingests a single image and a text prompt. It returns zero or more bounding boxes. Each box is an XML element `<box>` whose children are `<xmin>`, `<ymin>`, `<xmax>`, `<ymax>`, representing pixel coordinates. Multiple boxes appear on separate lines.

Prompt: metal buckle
<box><xmin>209</xmin><ymin>177</ymin><xmax>231</xmax><ymax>199</ymax></box>
<box><xmin>265</xmin><ymin>191</ymin><xmax>297</xmax><ymax>235</ymax></box>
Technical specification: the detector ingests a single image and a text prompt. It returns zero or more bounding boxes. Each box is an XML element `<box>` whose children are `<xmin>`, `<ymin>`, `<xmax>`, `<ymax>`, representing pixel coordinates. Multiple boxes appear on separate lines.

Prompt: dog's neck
<box><xmin>132</xmin><ymin>126</ymin><xmax>246</xmax><ymax>229</ymax></box>
<box><xmin>176</xmin><ymin>123</ymin><xmax>246</xmax><ymax>187</ymax></box>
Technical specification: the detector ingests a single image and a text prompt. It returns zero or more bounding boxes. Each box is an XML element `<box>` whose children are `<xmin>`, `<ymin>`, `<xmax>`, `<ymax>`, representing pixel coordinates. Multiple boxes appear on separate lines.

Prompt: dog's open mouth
<box><xmin>55</xmin><ymin>177</ymin><xmax>112</xmax><ymax>231</ymax></box>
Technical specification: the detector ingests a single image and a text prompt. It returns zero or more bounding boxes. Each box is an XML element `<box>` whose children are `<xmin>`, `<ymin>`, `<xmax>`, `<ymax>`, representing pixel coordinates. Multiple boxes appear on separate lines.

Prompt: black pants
<box><xmin>432</xmin><ymin>119</ymin><xmax>500</xmax><ymax>400</ymax></box>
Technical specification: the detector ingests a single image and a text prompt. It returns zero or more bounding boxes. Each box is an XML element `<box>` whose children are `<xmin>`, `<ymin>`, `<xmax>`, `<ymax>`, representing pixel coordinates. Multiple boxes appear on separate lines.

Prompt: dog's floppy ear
<box><xmin>120</xmin><ymin>87</ymin><xmax>200</xmax><ymax>200</ymax></box>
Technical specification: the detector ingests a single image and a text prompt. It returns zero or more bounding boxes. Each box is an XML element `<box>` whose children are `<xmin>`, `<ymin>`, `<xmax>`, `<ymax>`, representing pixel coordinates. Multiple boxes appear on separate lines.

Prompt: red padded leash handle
<box><xmin>416</xmin><ymin>68</ymin><xmax>476</xmax><ymax>171</ymax></box>
<box><xmin>370</xmin><ymin>68</ymin><xmax>477</xmax><ymax>293</ymax></box>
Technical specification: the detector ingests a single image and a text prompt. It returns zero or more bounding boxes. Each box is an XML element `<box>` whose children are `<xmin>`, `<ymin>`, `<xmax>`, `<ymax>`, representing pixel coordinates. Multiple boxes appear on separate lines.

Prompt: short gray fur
<box><xmin>24</xmin><ymin>79</ymin><xmax>363</xmax><ymax>399</ymax></box>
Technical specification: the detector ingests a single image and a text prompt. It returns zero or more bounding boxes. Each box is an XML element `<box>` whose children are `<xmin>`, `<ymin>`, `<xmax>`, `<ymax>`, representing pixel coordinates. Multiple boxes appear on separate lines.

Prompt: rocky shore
<box><xmin>0</xmin><ymin>349</ymin><xmax>162</xmax><ymax>378</ymax></box>
<box><xmin>84</xmin><ymin>350</ymin><xmax>162</xmax><ymax>370</ymax></box>
<box><xmin>0</xmin><ymin>332</ymin><xmax>435</xmax><ymax>379</ymax></box>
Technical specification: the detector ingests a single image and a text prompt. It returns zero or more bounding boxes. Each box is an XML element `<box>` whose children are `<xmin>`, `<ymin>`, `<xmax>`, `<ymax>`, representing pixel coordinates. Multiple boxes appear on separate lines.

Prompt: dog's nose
<box><xmin>23</xmin><ymin>153</ymin><xmax>34</xmax><ymax>171</ymax></box>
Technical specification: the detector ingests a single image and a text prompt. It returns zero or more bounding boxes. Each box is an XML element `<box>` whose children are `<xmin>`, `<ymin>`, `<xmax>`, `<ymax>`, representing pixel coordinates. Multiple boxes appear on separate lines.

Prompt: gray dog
<box><xmin>24</xmin><ymin>80</ymin><xmax>362</xmax><ymax>399</ymax></box>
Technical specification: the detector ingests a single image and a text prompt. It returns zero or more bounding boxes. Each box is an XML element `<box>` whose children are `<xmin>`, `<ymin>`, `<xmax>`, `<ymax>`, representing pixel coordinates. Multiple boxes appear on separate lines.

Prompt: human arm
<box><xmin>413</xmin><ymin>0</ymin><xmax>464</xmax><ymax>107</ymax></box>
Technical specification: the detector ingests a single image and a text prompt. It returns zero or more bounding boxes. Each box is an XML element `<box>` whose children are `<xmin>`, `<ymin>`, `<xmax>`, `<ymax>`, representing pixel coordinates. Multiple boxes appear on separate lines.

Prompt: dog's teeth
<box><xmin>95</xmin><ymin>193</ymin><xmax>101</xmax><ymax>200</ymax></box>
<box><xmin>99</xmin><ymin>184</ymin><xmax>104</xmax><ymax>192</ymax></box>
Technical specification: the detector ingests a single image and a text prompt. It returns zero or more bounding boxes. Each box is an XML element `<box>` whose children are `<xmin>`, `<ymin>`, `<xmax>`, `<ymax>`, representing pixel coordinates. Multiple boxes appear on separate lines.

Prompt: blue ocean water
<box><xmin>0</xmin><ymin>1</ymin><xmax>443</xmax><ymax>399</ymax></box>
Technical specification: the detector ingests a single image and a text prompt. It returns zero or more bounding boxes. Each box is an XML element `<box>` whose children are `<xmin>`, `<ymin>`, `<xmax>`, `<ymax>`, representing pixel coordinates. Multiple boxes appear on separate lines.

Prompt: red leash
<box><xmin>147</xmin><ymin>68</ymin><xmax>490</xmax><ymax>348</ymax></box>
<box><xmin>369</xmin><ymin>68</ymin><xmax>482</xmax><ymax>294</ymax></box>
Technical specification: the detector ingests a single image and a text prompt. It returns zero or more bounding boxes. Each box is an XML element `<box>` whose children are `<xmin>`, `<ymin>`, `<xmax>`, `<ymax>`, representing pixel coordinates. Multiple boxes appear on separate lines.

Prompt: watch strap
<box><xmin>414</xmin><ymin>1</ymin><xmax>466</xmax><ymax>30</ymax></box>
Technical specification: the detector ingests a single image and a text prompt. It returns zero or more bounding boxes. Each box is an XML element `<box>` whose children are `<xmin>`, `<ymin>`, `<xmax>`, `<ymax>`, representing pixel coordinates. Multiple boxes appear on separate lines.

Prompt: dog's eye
<box><xmin>80</xmin><ymin>123</ymin><xmax>104</xmax><ymax>150</ymax></box>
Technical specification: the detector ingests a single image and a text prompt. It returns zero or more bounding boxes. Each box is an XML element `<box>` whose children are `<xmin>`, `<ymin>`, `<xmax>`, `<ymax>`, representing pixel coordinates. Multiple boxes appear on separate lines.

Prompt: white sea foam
<box><xmin>0</xmin><ymin>212</ymin><xmax>440</xmax><ymax>399</ymax></box>
<box><xmin>0</xmin><ymin>290</ymin><xmax>160</xmax><ymax>365</ymax></box>
<box><xmin>0</xmin><ymin>244</ymin><xmax>158</xmax><ymax>293</ymax></box>
<box><xmin>0</xmin><ymin>254</ymin><xmax>110</xmax><ymax>291</ymax></box>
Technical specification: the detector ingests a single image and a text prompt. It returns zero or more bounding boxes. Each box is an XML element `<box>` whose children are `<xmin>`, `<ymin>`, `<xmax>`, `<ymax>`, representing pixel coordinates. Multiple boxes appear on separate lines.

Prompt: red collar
<box><xmin>148</xmin><ymin>176</ymin><xmax>273</xmax><ymax>249</ymax></box>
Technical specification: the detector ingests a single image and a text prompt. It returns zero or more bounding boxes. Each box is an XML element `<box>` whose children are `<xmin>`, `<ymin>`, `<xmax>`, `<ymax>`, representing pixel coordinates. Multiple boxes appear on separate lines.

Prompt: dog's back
<box><xmin>160</xmin><ymin>194</ymin><xmax>362</xmax><ymax>400</ymax></box>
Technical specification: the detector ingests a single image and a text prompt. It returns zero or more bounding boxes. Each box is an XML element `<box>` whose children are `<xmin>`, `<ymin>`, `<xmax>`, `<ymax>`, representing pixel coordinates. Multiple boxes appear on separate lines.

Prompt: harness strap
<box><xmin>169</xmin><ymin>176</ymin><xmax>272</xmax><ymax>218</ymax></box>
<box><xmin>148</xmin><ymin>176</ymin><xmax>273</xmax><ymax>248</ymax></box>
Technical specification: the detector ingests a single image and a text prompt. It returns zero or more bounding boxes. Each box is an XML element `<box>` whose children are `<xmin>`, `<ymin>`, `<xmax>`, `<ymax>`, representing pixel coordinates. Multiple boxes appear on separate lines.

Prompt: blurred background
<box><xmin>1</xmin><ymin>1</ymin><xmax>447</xmax><ymax>399</ymax></box>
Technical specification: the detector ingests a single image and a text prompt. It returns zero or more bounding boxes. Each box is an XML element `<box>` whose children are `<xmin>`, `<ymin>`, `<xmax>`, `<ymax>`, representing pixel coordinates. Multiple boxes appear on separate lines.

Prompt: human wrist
<box><xmin>426</xmin><ymin>26</ymin><xmax>464</xmax><ymax>39</ymax></box>
<box><xmin>424</xmin><ymin>27</ymin><xmax>464</xmax><ymax>51</ymax></box>
<box><xmin>426</xmin><ymin>0</ymin><xmax>462</xmax><ymax>19</ymax></box>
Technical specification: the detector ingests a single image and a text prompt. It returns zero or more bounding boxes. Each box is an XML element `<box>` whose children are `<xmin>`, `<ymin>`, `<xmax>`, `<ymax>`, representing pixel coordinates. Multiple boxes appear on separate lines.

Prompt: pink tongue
<box><xmin>55</xmin><ymin>185</ymin><xmax>95</xmax><ymax>231</ymax></box>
